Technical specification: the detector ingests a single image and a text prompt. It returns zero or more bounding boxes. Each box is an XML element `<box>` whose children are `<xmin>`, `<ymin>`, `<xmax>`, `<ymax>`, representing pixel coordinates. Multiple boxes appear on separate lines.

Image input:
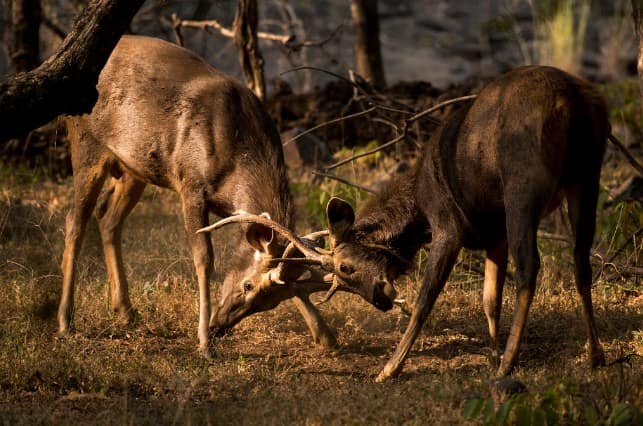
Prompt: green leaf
<box><xmin>607</xmin><ymin>404</ymin><xmax>632</xmax><ymax>426</ymax></box>
<box><xmin>496</xmin><ymin>401</ymin><xmax>513</xmax><ymax>425</ymax></box>
<box><xmin>462</xmin><ymin>398</ymin><xmax>485</xmax><ymax>420</ymax></box>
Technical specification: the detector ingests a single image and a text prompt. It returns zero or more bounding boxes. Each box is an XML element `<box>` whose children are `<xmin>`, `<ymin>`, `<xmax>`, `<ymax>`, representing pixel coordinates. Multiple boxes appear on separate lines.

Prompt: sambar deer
<box><xmin>221</xmin><ymin>65</ymin><xmax>609</xmax><ymax>381</ymax></box>
<box><xmin>58</xmin><ymin>35</ymin><xmax>337</xmax><ymax>354</ymax></box>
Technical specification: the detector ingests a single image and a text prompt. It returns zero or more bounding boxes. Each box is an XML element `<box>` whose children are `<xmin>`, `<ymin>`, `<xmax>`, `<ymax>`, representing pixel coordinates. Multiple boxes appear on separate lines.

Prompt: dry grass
<box><xmin>1</xmin><ymin>165</ymin><xmax>640</xmax><ymax>425</ymax></box>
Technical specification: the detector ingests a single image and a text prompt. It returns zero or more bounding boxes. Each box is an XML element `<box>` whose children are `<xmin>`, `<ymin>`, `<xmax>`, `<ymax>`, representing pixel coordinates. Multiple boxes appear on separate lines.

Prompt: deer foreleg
<box><xmin>181</xmin><ymin>195</ymin><xmax>214</xmax><ymax>357</ymax></box>
<box><xmin>376</xmin><ymin>233</ymin><xmax>462</xmax><ymax>382</ymax></box>
<box><xmin>291</xmin><ymin>291</ymin><xmax>338</xmax><ymax>349</ymax></box>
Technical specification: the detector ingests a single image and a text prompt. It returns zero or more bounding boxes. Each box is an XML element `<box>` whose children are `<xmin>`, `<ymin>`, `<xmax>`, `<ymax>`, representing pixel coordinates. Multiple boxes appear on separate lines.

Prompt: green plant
<box><xmin>528</xmin><ymin>0</ymin><xmax>590</xmax><ymax>74</ymax></box>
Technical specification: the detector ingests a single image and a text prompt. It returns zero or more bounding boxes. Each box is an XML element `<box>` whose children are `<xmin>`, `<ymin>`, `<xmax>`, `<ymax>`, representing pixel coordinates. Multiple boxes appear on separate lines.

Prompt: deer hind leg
<box><xmin>566</xmin><ymin>184</ymin><xmax>605</xmax><ymax>368</ymax></box>
<box><xmin>291</xmin><ymin>292</ymin><xmax>338</xmax><ymax>349</ymax></box>
<box><xmin>180</xmin><ymin>192</ymin><xmax>214</xmax><ymax>357</ymax></box>
<box><xmin>377</xmin><ymin>230</ymin><xmax>462</xmax><ymax>382</ymax></box>
<box><xmin>498</xmin><ymin>195</ymin><xmax>542</xmax><ymax>376</ymax></box>
<box><xmin>95</xmin><ymin>172</ymin><xmax>146</xmax><ymax>325</ymax></box>
<box><xmin>483</xmin><ymin>240</ymin><xmax>508</xmax><ymax>367</ymax></box>
<box><xmin>58</xmin><ymin>166</ymin><xmax>109</xmax><ymax>336</ymax></box>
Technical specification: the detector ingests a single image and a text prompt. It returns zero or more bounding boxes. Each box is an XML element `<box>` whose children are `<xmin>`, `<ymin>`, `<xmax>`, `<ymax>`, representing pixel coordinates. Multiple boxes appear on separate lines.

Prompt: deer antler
<box><xmin>315</xmin><ymin>275</ymin><xmax>342</xmax><ymax>305</ymax></box>
<box><xmin>272</xmin><ymin>230</ymin><xmax>330</xmax><ymax>282</ymax></box>
<box><xmin>197</xmin><ymin>214</ymin><xmax>334</xmax><ymax>271</ymax></box>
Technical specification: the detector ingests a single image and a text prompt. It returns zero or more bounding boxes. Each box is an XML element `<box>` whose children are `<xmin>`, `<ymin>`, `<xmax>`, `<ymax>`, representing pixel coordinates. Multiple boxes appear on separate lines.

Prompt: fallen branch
<box><xmin>608</xmin><ymin>133</ymin><xmax>643</xmax><ymax>176</ymax></box>
<box><xmin>311</xmin><ymin>170</ymin><xmax>375</xmax><ymax>194</ymax></box>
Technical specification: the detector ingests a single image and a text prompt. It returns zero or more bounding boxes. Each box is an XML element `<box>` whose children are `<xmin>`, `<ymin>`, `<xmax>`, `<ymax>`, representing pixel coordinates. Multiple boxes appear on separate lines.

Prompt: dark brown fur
<box><xmin>326</xmin><ymin>66</ymin><xmax>608</xmax><ymax>380</ymax></box>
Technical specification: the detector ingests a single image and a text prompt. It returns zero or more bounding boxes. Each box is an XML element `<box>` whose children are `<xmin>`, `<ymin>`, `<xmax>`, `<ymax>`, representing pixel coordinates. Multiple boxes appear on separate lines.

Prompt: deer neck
<box><xmin>352</xmin><ymin>170</ymin><xmax>430</xmax><ymax>268</ymax></box>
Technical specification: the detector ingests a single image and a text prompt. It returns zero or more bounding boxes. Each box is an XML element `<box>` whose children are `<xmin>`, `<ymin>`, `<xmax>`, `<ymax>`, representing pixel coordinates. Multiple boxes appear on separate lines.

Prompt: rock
<box><xmin>281</xmin><ymin>127</ymin><xmax>333</xmax><ymax>170</ymax></box>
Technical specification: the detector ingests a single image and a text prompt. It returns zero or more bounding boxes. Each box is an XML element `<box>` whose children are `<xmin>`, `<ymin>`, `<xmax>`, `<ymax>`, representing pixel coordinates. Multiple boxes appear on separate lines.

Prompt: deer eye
<box><xmin>339</xmin><ymin>263</ymin><xmax>352</xmax><ymax>274</ymax></box>
<box><xmin>243</xmin><ymin>281</ymin><xmax>253</xmax><ymax>292</ymax></box>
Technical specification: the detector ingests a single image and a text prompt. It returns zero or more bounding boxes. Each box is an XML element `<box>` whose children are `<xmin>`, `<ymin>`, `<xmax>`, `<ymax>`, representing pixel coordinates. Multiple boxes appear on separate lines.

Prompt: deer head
<box><xmin>321</xmin><ymin>197</ymin><xmax>402</xmax><ymax>311</ymax></box>
<box><xmin>200</xmin><ymin>214</ymin><xmax>333</xmax><ymax>335</ymax></box>
<box><xmin>198</xmin><ymin>206</ymin><xmax>398</xmax><ymax>333</ymax></box>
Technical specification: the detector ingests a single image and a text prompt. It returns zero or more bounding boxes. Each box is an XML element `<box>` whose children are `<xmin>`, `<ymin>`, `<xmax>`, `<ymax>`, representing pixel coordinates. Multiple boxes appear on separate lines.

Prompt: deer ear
<box><xmin>326</xmin><ymin>197</ymin><xmax>355</xmax><ymax>246</ymax></box>
<box><xmin>245</xmin><ymin>223</ymin><xmax>276</xmax><ymax>255</ymax></box>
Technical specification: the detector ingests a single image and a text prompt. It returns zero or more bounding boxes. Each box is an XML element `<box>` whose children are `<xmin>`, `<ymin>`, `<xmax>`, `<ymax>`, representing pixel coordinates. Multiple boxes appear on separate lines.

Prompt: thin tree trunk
<box><xmin>633</xmin><ymin>0</ymin><xmax>643</xmax><ymax>109</ymax></box>
<box><xmin>233</xmin><ymin>0</ymin><xmax>265</xmax><ymax>101</ymax></box>
<box><xmin>0</xmin><ymin>0</ymin><xmax>145</xmax><ymax>143</ymax></box>
<box><xmin>350</xmin><ymin>0</ymin><xmax>386</xmax><ymax>90</ymax></box>
<box><xmin>8</xmin><ymin>0</ymin><xmax>41</xmax><ymax>73</ymax></box>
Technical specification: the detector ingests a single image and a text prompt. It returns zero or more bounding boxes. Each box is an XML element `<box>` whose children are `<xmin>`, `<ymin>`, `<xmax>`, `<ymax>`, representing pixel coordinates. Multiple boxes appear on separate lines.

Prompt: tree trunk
<box><xmin>233</xmin><ymin>0</ymin><xmax>265</xmax><ymax>101</ymax></box>
<box><xmin>8</xmin><ymin>0</ymin><xmax>41</xmax><ymax>73</ymax></box>
<box><xmin>633</xmin><ymin>0</ymin><xmax>643</xmax><ymax>108</ymax></box>
<box><xmin>350</xmin><ymin>0</ymin><xmax>386</xmax><ymax>90</ymax></box>
<box><xmin>0</xmin><ymin>0</ymin><xmax>145</xmax><ymax>144</ymax></box>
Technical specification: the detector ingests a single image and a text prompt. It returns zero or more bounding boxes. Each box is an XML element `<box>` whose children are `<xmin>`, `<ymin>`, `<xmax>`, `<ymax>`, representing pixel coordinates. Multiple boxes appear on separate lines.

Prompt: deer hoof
<box><xmin>55</xmin><ymin>328</ymin><xmax>73</xmax><ymax>340</ymax></box>
<box><xmin>117</xmin><ymin>307</ymin><xmax>137</xmax><ymax>325</ymax></box>
<box><xmin>314</xmin><ymin>332</ymin><xmax>338</xmax><ymax>350</ymax></box>
<box><xmin>199</xmin><ymin>345</ymin><xmax>216</xmax><ymax>361</ymax></box>
<box><xmin>375</xmin><ymin>364</ymin><xmax>399</xmax><ymax>383</ymax></box>
<box><xmin>491</xmin><ymin>377</ymin><xmax>527</xmax><ymax>402</ymax></box>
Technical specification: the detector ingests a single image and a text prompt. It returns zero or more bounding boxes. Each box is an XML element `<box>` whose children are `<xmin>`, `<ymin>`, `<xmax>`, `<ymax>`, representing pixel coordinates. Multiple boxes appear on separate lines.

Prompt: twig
<box><xmin>171</xmin><ymin>14</ymin><xmax>292</xmax><ymax>43</ymax></box>
<box><xmin>324</xmin><ymin>95</ymin><xmax>477</xmax><ymax>171</ymax></box>
<box><xmin>280</xmin><ymin>66</ymin><xmax>370</xmax><ymax>98</ymax></box>
<box><xmin>606</xmin><ymin>353</ymin><xmax>641</xmax><ymax>367</ymax></box>
<box><xmin>311</xmin><ymin>171</ymin><xmax>375</xmax><ymax>194</ymax></box>
<box><xmin>284</xmin><ymin>106</ymin><xmax>376</xmax><ymax>144</ymax></box>
<box><xmin>325</xmin><ymin>134</ymin><xmax>406</xmax><ymax>171</ymax></box>
<box><xmin>606</xmin><ymin>226</ymin><xmax>642</xmax><ymax>264</ymax></box>
<box><xmin>608</xmin><ymin>133</ymin><xmax>643</xmax><ymax>176</ymax></box>
<box><xmin>406</xmin><ymin>95</ymin><xmax>478</xmax><ymax>123</ymax></box>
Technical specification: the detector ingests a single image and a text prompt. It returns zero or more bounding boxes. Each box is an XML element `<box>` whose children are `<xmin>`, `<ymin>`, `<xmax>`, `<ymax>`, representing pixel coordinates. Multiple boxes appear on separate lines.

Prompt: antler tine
<box><xmin>281</xmin><ymin>230</ymin><xmax>330</xmax><ymax>258</ymax></box>
<box><xmin>196</xmin><ymin>213</ymin><xmax>322</xmax><ymax>260</ymax></box>
<box><xmin>315</xmin><ymin>275</ymin><xmax>341</xmax><ymax>305</ymax></box>
<box><xmin>275</xmin><ymin>229</ymin><xmax>330</xmax><ymax>279</ymax></box>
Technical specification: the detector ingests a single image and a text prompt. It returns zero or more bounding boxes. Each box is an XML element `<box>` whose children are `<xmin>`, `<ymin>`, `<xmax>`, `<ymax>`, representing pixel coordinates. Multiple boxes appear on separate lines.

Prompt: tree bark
<box><xmin>0</xmin><ymin>0</ymin><xmax>145</xmax><ymax>144</ymax></box>
<box><xmin>633</xmin><ymin>0</ymin><xmax>643</xmax><ymax>109</ymax></box>
<box><xmin>350</xmin><ymin>0</ymin><xmax>386</xmax><ymax>90</ymax></box>
<box><xmin>7</xmin><ymin>0</ymin><xmax>41</xmax><ymax>72</ymax></box>
<box><xmin>233</xmin><ymin>0</ymin><xmax>265</xmax><ymax>101</ymax></box>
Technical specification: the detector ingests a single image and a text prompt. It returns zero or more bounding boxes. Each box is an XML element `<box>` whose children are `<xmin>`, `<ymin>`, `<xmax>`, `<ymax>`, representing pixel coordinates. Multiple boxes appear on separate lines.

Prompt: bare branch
<box><xmin>171</xmin><ymin>15</ymin><xmax>292</xmax><ymax>44</ymax></box>
<box><xmin>608</xmin><ymin>133</ymin><xmax>643</xmax><ymax>176</ymax></box>
<box><xmin>323</xmin><ymin>95</ymin><xmax>477</xmax><ymax>171</ymax></box>
<box><xmin>284</xmin><ymin>106</ymin><xmax>376</xmax><ymax>144</ymax></box>
<box><xmin>311</xmin><ymin>171</ymin><xmax>375</xmax><ymax>193</ymax></box>
<box><xmin>406</xmin><ymin>95</ymin><xmax>478</xmax><ymax>123</ymax></box>
<box><xmin>325</xmin><ymin>133</ymin><xmax>406</xmax><ymax>171</ymax></box>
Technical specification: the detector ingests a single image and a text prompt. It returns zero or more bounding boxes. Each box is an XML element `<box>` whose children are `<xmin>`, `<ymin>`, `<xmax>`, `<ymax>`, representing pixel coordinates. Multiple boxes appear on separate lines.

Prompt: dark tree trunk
<box><xmin>233</xmin><ymin>0</ymin><xmax>265</xmax><ymax>101</ymax></box>
<box><xmin>633</xmin><ymin>0</ymin><xmax>643</xmax><ymax>108</ymax></box>
<box><xmin>0</xmin><ymin>0</ymin><xmax>145</xmax><ymax>144</ymax></box>
<box><xmin>8</xmin><ymin>0</ymin><xmax>41</xmax><ymax>73</ymax></box>
<box><xmin>350</xmin><ymin>0</ymin><xmax>386</xmax><ymax>90</ymax></box>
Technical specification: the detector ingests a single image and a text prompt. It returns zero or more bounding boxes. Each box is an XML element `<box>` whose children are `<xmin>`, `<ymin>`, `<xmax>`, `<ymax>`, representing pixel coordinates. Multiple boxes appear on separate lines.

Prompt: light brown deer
<box><xmin>213</xmin><ymin>66</ymin><xmax>609</xmax><ymax>381</ymax></box>
<box><xmin>58</xmin><ymin>35</ymin><xmax>337</xmax><ymax>354</ymax></box>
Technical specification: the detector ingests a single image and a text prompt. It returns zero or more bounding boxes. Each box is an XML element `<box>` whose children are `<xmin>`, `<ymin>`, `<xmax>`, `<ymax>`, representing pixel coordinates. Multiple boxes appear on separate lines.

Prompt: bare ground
<box><xmin>0</xmin><ymin>168</ymin><xmax>641</xmax><ymax>425</ymax></box>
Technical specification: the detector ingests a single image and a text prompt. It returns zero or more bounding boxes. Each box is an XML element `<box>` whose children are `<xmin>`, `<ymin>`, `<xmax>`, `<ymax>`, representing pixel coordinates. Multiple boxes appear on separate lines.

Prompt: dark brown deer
<box><xmin>227</xmin><ymin>65</ymin><xmax>609</xmax><ymax>381</ymax></box>
<box><xmin>58</xmin><ymin>35</ymin><xmax>337</xmax><ymax>354</ymax></box>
